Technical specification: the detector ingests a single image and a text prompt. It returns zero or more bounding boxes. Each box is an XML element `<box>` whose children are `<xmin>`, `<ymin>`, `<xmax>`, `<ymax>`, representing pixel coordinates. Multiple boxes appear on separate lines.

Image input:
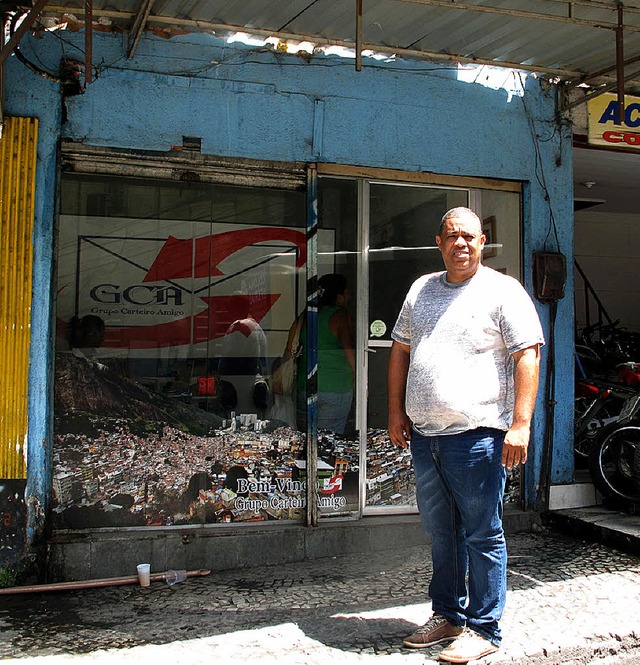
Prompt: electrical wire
<box><xmin>9</xmin><ymin>11</ymin><xmax>67</xmax><ymax>83</ymax></box>
<box><xmin>7</xmin><ymin>9</ymin><xmax>105</xmax><ymax>84</ymax></box>
<box><xmin>518</xmin><ymin>71</ymin><xmax>563</xmax><ymax>253</ymax></box>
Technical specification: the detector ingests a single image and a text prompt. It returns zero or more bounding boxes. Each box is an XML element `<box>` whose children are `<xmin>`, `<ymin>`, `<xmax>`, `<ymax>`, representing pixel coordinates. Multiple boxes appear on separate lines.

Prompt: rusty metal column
<box><xmin>616</xmin><ymin>2</ymin><xmax>625</xmax><ymax>122</ymax></box>
<box><xmin>0</xmin><ymin>117</ymin><xmax>38</xmax><ymax>480</ymax></box>
<box><xmin>84</xmin><ymin>0</ymin><xmax>93</xmax><ymax>86</ymax></box>
<box><xmin>305</xmin><ymin>165</ymin><xmax>319</xmax><ymax>527</ymax></box>
<box><xmin>355</xmin><ymin>0</ymin><xmax>363</xmax><ymax>72</ymax></box>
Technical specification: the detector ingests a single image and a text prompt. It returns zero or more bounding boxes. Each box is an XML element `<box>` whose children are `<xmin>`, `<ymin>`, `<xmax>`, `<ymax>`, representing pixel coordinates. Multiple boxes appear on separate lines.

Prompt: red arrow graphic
<box><xmin>94</xmin><ymin>293</ymin><xmax>281</xmax><ymax>349</ymax></box>
<box><xmin>144</xmin><ymin>228</ymin><xmax>306</xmax><ymax>282</ymax></box>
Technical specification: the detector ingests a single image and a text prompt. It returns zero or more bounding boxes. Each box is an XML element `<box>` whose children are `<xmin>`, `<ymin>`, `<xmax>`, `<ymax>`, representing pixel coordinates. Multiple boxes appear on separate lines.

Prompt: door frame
<box><xmin>315</xmin><ymin>163</ymin><xmax>522</xmax><ymax>517</ymax></box>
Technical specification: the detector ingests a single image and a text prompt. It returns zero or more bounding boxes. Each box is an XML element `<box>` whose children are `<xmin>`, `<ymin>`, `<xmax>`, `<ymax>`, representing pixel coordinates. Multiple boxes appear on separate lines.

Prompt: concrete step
<box><xmin>546</xmin><ymin>505</ymin><xmax>640</xmax><ymax>556</ymax></box>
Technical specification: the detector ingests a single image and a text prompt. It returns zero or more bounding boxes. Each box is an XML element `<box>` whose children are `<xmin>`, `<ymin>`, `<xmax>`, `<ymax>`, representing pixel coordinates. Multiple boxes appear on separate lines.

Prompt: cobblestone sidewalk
<box><xmin>1</xmin><ymin>528</ymin><xmax>639</xmax><ymax>664</ymax></box>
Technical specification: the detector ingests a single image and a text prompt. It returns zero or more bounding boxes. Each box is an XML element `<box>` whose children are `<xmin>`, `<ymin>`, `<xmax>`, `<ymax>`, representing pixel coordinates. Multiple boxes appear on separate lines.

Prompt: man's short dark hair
<box><xmin>438</xmin><ymin>207</ymin><xmax>482</xmax><ymax>236</ymax></box>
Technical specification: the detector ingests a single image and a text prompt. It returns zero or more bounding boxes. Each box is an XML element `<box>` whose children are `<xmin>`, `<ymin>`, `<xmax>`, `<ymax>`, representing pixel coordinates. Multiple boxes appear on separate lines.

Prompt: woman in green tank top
<box><xmin>293</xmin><ymin>273</ymin><xmax>355</xmax><ymax>435</ymax></box>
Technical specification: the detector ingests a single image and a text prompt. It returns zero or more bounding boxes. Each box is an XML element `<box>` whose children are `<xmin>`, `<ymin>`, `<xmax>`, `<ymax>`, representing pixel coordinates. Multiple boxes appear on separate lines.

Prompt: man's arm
<box><xmin>502</xmin><ymin>344</ymin><xmax>541</xmax><ymax>469</ymax></box>
<box><xmin>388</xmin><ymin>341</ymin><xmax>412</xmax><ymax>449</ymax></box>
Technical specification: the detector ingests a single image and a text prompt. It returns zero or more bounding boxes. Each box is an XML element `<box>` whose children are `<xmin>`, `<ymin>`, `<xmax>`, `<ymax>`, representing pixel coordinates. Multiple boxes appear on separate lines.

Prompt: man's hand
<box><xmin>502</xmin><ymin>424</ymin><xmax>530</xmax><ymax>469</ymax></box>
<box><xmin>389</xmin><ymin>407</ymin><xmax>412</xmax><ymax>449</ymax></box>
<box><xmin>503</xmin><ymin>344</ymin><xmax>541</xmax><ymax>468</ymax></box>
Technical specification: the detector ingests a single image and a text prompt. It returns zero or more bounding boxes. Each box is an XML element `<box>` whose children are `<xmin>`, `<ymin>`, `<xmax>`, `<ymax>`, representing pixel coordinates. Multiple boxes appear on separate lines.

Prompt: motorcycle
<box><xmin>574</xmin><ymin>350</ymin><xmax>636</xmax><ymax>463</ymax></box>
<box><xmin>588</xmin><ymin>376</ymin><xmax>640</xmax><ymax>513</ymax></box>
<box><xmin>574</xmin><ymin>379</ymin><xmax>617</xmax><ymax>461</ymax></box>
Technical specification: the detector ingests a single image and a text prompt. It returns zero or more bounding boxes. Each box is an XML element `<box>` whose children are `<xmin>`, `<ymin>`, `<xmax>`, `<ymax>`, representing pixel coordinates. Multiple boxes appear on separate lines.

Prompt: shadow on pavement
<box><xmin>1</xmin><ymin>529</ymin><xmax>638</xmax><ymax>659</ymax></box>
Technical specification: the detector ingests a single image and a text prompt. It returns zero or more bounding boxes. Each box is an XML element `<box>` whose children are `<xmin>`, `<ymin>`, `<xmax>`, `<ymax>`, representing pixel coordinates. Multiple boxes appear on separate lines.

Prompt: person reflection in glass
<box><xmin>69</xmin><ymin>314</ymin><xmax>106</xmax><ymax>365</ymax></box>
<box><xmin>70</xmin><ymin>314</ymin><xmax>105</xmax><ymax>350</ymax></box>
<box><xmin>218</xmin><ymin>295</ymin><xmax>268</xmax><ymax>416</ymax></box>
<box><xmin>296</xmin><ymin>273</ymin><xmax>356</xmax><ymax>435</ymax></box>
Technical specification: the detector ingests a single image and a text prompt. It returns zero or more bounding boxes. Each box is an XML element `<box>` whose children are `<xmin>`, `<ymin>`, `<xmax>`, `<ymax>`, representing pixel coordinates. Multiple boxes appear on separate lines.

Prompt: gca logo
<box><xmin>89</xmin><ymin>284</ymin><xmax>183</xmax><ymax>306</ymax></box>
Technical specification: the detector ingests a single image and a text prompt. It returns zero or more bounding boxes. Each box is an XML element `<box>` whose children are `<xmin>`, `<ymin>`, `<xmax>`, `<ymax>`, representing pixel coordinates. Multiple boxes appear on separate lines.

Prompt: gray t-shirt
<box><xmin>391</xmin><ymin>265</ymin><xmax>545</xmax><ymax>435</ymax></box>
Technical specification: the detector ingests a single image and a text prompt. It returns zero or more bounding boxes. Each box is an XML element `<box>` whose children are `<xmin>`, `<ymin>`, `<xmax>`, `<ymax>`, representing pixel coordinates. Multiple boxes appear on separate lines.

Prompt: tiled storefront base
<box><xmin>47</xmin><ymin>509</ymin><xmax>539</xmax><ymax>582</ymax></box>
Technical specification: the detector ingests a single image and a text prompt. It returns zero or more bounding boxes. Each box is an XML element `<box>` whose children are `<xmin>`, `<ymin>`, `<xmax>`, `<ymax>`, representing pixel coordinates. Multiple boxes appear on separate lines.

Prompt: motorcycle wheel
<box><xmin>589</xmin><ymin>425</ymin><xmax>640</xmax><ymax>510</ymax></box>
<box><xmin>574</xmin><ymin>395</ymin><xmax>626</xmax><ymax>462</ymax></box>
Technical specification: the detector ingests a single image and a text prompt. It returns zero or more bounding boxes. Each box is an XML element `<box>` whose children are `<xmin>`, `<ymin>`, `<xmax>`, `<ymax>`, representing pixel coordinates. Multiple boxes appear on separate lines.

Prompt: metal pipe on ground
<box><xmin>0</xmin><ymin>568</ymin><xmax>211</xmax><ymax>595</ymax></box>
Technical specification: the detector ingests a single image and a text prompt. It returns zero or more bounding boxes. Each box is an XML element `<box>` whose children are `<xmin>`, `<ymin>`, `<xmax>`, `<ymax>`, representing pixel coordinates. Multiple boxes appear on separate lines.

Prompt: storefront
<box><xmin>2</xmin><ymin>24</ymin><xmax>575</xmax><ymax>576</ymax></box>
<box><xmin>53</xmin><ymin>148</ymin><xmax>525</xmax><ymax>529</ymax></box>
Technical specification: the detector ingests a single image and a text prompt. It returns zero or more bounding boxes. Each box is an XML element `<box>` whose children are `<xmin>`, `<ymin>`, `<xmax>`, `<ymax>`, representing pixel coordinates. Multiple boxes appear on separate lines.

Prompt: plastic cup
<box><xmin>165</xmin><ymin>569</ymin><xmax>187</xmax><ymax>586</ymax></box>
<box><xmin>137</xmin><ymin>563</ymin><xmax>151</xmax><ymax>587</ymax></box>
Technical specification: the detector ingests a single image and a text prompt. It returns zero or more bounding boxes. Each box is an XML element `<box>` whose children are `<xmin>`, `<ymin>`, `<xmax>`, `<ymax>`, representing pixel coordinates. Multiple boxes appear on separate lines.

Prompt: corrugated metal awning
<box><xmin>24</xmin><ymin>0</ymin><xmax>640</xmax><ymax>94</ymax></box>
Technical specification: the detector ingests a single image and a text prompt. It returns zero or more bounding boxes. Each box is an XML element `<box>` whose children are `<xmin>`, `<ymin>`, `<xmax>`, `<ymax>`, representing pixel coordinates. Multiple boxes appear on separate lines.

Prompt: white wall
<box><xmin>574</xmin><ymin>210</ymin><xmax>640</xmax><ymax>332</ymax></box>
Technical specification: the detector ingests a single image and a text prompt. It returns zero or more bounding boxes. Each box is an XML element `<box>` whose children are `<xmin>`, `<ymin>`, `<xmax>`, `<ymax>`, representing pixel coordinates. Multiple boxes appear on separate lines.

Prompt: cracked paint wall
<box><xmin>3</xmin><ymin>29</ymin><xmax>575</xmax><ymax>565</ymax></box>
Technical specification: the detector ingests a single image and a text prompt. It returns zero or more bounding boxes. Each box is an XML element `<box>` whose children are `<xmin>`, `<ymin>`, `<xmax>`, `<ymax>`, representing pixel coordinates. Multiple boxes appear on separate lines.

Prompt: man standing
<box><xmin>388</xmin><ymin>207</ymin><xmax>544</xmax><ymax>663</ymax></box>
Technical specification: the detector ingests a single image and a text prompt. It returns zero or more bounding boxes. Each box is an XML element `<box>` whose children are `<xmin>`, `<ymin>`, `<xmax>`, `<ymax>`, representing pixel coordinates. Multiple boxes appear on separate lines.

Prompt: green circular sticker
<box><xmin>370</xmin><ymin>320</ymin><xmax>387</xmax><ymax>337</ymax></box>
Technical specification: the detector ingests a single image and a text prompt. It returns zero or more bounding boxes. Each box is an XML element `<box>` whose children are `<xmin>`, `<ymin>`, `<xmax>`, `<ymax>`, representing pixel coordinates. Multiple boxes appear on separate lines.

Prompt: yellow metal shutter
<box><xmin>0</xmin><ymin>116</ymin><xmax>38</xmax><ymax>479</ymax></box>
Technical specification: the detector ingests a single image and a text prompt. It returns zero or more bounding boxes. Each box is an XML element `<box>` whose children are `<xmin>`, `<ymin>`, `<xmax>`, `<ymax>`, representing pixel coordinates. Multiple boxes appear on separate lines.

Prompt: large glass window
<box><xmin>54</xmin><ymin>175</ymin><xmax>310</xmax><ymax>527</ymax></box>
<box><xmin>53</xmin><ymin>165</ymin><xmax>523</xmax><ymax>530</ymax></box>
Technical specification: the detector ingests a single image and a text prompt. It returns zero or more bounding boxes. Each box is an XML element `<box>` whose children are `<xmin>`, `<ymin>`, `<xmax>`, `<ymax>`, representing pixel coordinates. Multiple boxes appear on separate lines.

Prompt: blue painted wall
<box><xmin>5</xmin><ymin>56</ymin><xmax>61</xmax><ymax>549</ymax></box>
<box><xmin>5</xmin><ymin>29</ymin><xmax>574</xmax><ymax>528</ymax></box>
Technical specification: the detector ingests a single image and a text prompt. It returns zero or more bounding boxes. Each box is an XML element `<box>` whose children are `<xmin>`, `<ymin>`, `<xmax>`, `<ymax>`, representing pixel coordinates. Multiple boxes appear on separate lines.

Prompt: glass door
<box><xmin>317</xmin><ymin>174</ymin><xmax>522</xmax><ymax>516</ymax></box>
<box><xmin>314</xmin><ymin>177</ymin><xmax>360</xmax><ymax>518</ymax></box>
<box><xmin>362</xmin><ymin>182</ymin><xmax>469</xmax><ymax>513</ymax></box>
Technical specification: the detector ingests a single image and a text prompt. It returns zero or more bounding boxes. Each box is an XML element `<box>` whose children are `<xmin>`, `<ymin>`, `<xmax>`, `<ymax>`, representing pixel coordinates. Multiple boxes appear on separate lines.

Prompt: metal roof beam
<box><xmin>580</xmin><ymin>51</ymin><xmax>640</xmax><ymax>81</ymax></box>
<box><xmin>562</xmin><ymin>6</ymin><xmax>640</xmax><ymax>109</ymax></box>
<box><xmin>565</xmin><ymin>63</ymin><xmax>640</xmax><ymax>107</ymax></box>
<box><xmin>39</xmin><ymin>7</ymin><xmax>584</xmax><ymax>79</ymax></box>
<box><xmin>545</xmin><ymin>0</ymin><xmax>640</xmax><ymax>16</ymax></box>
<box><xmin>128</xmin><ymin>0</ymin><xmax>155</xmax><ymax>59</ymax></box>
<box><xmin>395</xmin><ymin>0</ymin><xmax>640</xmax><ymax>32</ymax></box>
<box><xmin>0</xmin><ymin>0</ymin><xmax>51</xmax><ymax>67</ymax></box>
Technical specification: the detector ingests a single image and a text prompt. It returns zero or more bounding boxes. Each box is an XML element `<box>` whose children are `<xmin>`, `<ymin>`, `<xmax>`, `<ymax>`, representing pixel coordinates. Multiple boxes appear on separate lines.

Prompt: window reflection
<box><xmin>54</xmin><ymin>175</ymin><xmax>312</xmax><ymax>527</ymax></box>
<box><xmin>51</xmin><ymin>172</ymin><xmax>522</xmax><ymax>530</ymax></box>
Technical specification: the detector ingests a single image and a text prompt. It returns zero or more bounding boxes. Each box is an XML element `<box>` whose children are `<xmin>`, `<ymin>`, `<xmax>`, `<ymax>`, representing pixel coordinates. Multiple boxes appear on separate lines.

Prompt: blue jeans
<box><xmin>410</xmin><ymin>427</ymin><xmax>507</xmax><ymax>646</ymax></box>
<box><xmin>318</xmin><ymin>390</ymin><xmax>353</xmax><ymax>435</ymax></box>
<box><xmin>295</xmin><ymin>389</ymin><xmax>353</xmax><ymax>435</ymax></box>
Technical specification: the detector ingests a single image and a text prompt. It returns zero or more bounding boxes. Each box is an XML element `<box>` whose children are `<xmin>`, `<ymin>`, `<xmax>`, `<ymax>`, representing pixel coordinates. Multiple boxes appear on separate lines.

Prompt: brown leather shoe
<box><xmin>403</xmin><ymin>614</ymin><xmax>464</xmax><ymax>648</ymax></box>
